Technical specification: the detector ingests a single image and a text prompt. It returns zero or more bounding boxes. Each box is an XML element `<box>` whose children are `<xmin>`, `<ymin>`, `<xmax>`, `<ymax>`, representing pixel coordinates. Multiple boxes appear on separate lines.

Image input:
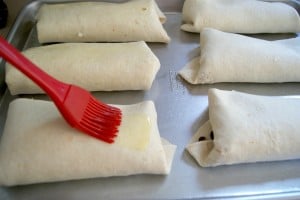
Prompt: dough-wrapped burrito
<box><xmin>181</xmin><ymin>0</ymin><xmax>300</xmax><ymax>33</ymax></box>
<box><xmin>186</xmin><ymin>89</ymin><xmax>300</xmax><ymax>167</ymax></box>
<box><xmin>6</xmin><ymin>41</ymin><xmax>160</xmax><ymax>95</ymax></box>
<box><xmin>0</xmin><ymin>98</ymin><xmax>176</xmax><ymax>186</ymax></box>
<box><xmin>37</xmin><ymin>0</ymin><xmax>170</xmax><ymax>43</ymax></box>
<box><xmin>179</xmin><ymin>28</ymin><xmax>300</xmax><ymax>84</ymax></box>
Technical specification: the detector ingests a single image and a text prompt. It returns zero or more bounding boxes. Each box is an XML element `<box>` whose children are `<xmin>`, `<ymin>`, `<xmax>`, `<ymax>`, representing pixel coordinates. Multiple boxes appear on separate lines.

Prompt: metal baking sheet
<box><xmin>1</xmin><ymin>0</ymin><xmax>300</xmax><ymax>199</ymax></box>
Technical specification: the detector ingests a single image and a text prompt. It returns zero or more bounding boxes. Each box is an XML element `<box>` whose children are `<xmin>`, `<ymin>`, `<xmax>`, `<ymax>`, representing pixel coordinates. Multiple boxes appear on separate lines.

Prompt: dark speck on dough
<box><xmin>198</xmin><ymin>136</ymin><xmax>206</xmax><ymax>141</ymax></box>
<box><xmin>210</xmin><ymin>131</ymin><xmax>214</xmax><ymax>140</ymax></box>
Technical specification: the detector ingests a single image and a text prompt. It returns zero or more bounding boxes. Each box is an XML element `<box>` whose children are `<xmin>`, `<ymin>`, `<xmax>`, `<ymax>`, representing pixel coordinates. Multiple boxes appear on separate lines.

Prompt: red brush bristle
<box><xmin>78</xmin><ymin>97</ymin><xmax>122</xmax><ymax>143</ymax></box>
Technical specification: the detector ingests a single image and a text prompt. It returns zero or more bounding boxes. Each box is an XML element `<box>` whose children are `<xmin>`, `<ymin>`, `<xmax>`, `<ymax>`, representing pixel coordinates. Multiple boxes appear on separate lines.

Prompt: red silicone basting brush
<box><xmin>0</xmin><ymin>37</ymin><xmax>122</xmax><ymax>143</ymax></box>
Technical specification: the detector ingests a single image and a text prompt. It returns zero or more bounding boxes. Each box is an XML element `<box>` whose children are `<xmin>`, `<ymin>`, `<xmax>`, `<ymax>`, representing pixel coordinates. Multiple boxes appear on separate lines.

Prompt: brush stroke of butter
<box><xmin>115</xmin><ymin>113</ymin><xmax>151</xmax><ymax>150</ymax></box>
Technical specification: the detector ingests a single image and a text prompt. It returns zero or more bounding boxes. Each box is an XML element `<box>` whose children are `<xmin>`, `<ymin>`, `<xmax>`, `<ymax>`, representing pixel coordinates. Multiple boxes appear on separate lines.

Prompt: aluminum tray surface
<box><xmin>1</xmin><ymin>1</ymin><xmax>300</xmax><ymax>199</ymax></box>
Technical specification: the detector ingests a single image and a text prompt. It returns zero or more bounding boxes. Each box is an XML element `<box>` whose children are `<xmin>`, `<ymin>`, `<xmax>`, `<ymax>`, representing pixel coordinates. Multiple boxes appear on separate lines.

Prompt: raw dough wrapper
<box><xmin>6</xmin><ymin>41</ymin><xmax>160</xmax><ymax>95</ymax></box>
<box><xmin>37</xmin><ymin>0</ymin><xmax>170</xmax><ymax>43</ymax></box>
<box><xmin>187</xmin><ymin>89</ymin><xmax>300</xmax><ymax>167</ymax></box>
<box><xmin>181</xmin><ymin>0</ymin><xmax>300</xmax><ymax>33</ymax></box>
<box><xmin>0</xmin><ymin>98</ymin><xmax>176</xmax><ymax>186</ymax></box>
<box><xmin>179</xmin><ymin>28</ymin><xmax>300</xmax><ymax>84</ymax></box>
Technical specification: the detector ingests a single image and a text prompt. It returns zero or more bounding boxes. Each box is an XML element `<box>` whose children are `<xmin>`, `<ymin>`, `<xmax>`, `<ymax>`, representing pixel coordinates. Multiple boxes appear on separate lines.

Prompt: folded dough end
<box><xmin>186</xmin><ymin>121</ymin><xmax>215</xmax><ymax>167</ymax></box>
<box><xmin>180</xmin><ymin>24</ymin><xmax>199</xmax><ymax>33</ymax></box>
<box><xmin>179</xmin><ymin>53</ymin><xmax>216</xmax><ymax>84</ymax></box>
<box><xmin>160</xmin><ymin>138</ymin><xmax>177</xmax><ymax>174</ymax></box>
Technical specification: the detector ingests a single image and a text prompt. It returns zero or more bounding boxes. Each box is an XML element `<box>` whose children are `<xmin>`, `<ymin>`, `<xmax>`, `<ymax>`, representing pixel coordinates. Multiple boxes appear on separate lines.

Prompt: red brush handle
<box><xmin>0</xmin><ymin>37</ymin><xmax>69</xmax><ymax>102</ymax></box>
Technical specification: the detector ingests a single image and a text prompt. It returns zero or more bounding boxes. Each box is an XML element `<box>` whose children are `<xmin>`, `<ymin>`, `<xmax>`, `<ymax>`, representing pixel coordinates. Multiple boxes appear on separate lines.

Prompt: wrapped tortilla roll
<box><xmin>0</xmin><ymin>98</ymin><xmax>176</xmax><ymax>186</ymax></box>
<box><xmin>186</xmin><ymin>89</ymin><xmax>300</xmax><ymax>167</ymax></box>
<box><xmin>37</xmin><ymin>0</ymin><xmax>170</xmax><ymax>43</ymax></box>
<box><xmin>179</xmin><ymin>28</ymin><xmax>300</xmax><ymax>84</ymax></box>
<box><xmin>6</xmin><ymin>41</ymin><xmax>160</xmax><ymax>95</ymax></box>
<box><xmin>181</xmin><ymin>0</ymin><xmax>300</xmax><ymax>33</ymax></box>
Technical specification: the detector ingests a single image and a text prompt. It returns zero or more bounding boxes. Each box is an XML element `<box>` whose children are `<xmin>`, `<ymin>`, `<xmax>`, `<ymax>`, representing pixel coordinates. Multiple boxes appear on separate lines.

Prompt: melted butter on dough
<box><xmin>115</xmin><ymin>113</ymin><xmax>151</xmax><ymax>150</ymax></box>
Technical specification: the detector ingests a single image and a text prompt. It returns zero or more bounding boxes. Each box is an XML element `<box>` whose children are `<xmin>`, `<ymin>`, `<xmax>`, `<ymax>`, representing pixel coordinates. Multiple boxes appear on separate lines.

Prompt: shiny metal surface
<box><xmin>1</xmin><ymin>1</ymin><xmax>300</xmax><ymax>199</ymax></box>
